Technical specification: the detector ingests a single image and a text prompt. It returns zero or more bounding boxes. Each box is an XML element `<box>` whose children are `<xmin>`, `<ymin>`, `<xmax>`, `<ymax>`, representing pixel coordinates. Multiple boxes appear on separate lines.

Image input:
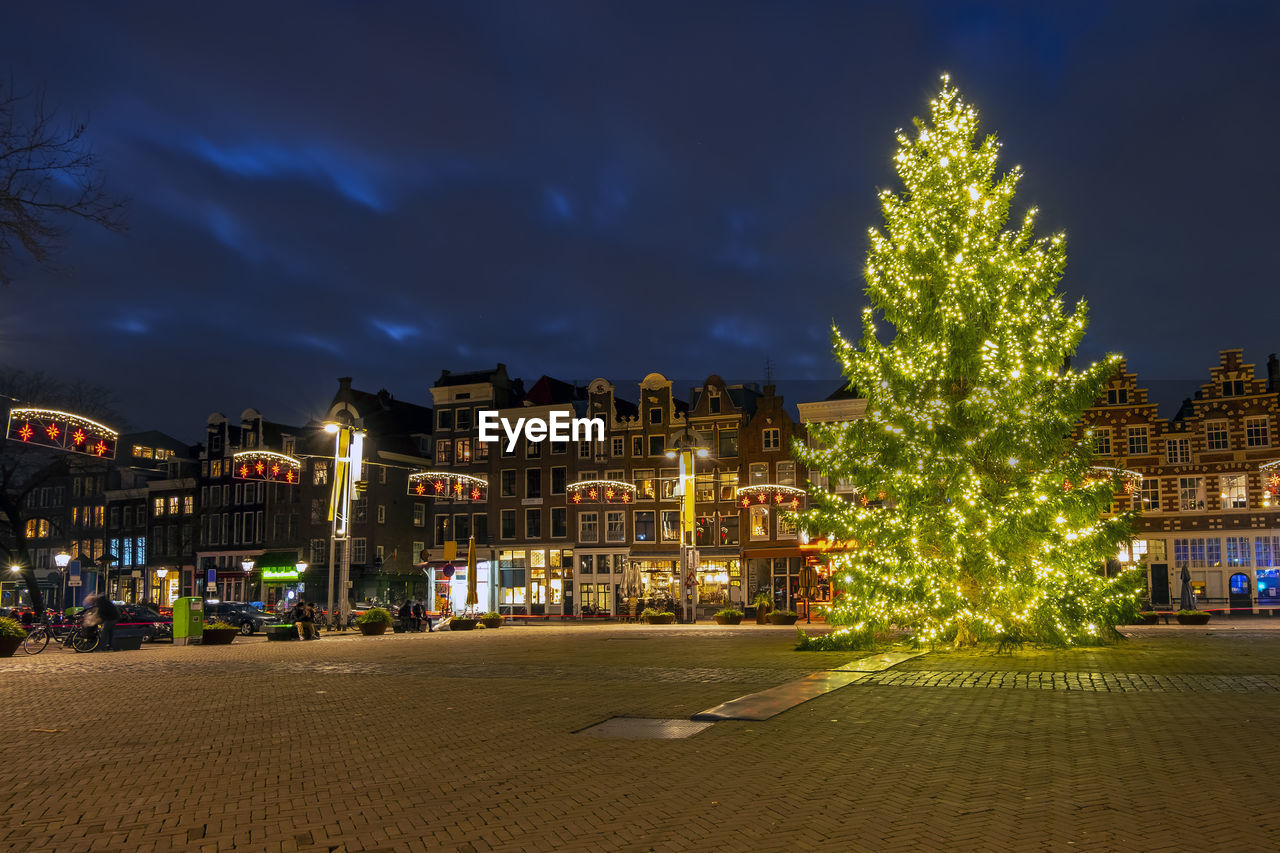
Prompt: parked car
<box><xmin>205</xmin><ymin>602</ymin><xmax>279</xmax><ymax>635</ymax></box>
<box><xmin>118</xmin><ymin>604</ymin><xmax>173</xmax><ymax>642</ymax></box>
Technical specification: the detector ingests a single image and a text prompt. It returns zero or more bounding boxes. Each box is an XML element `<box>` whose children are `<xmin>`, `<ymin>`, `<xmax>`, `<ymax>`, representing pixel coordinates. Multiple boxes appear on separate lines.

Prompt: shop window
<box><xmin>1257</xmin><ymin>569</ymin><xmax>1279</xmax><ymax>601</ymax></box>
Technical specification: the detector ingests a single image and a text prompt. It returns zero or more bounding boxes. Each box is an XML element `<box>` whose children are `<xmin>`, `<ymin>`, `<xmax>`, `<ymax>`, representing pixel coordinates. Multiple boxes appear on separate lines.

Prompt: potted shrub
<box><xmin>201</xmin><ymin>621</ymin><xmax>239</xmax><ymax>645</ymax></box>
<box><xmin>641</xmin><ymin>608</ymin><xmax>676</xmax><ymax>625</ymax></box>
<box><xmin>450</xmin><ymin>616</ymin><xmax>478</xmax><ymax>630</ymax></box>
<box><xmin>356</xmin><ymin>607</ymin><xmax>393</xmax><ymax>635</ymax></box>
<box><xmin>1176</xmin><ymin>609</ymin><xmax>1211</xmax><ymax>625</ymax></box>
<box><xmin>479</xmin><ymin>612</ymin><xmax>503</xmax><ymax>629</ymax></box>
<box><xmin>752</xmin><ymin>592</ymin><xmax>772</xmax><ymax>625</ymax></box>
<box><xmin>714</xmin><ymin>608</ymin><xmax>743</xmax><ymax>626</ymax></box>
<box><xmin>0</xmin><ymin>617</ymin><xmax>25</xmax><ymax>658</ymax></box>
<box><xmin>768</xmin><ymin>609</ymin><xmax>799</xmax><ymax>625</ymax></box>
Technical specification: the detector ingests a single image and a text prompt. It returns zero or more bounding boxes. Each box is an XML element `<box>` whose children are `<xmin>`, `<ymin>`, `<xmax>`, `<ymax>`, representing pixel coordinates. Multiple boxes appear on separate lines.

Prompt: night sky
<box><xmin>2</xmin><ymin>2</ymin><xmax>1277</xmax><ymax>442</ymax></box>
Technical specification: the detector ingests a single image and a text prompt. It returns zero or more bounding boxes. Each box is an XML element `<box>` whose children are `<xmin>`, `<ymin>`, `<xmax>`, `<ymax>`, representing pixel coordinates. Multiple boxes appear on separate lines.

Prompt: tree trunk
<box><xmin>953</xmin><ymin>620</ymin><xmax>978</xmax><ymax>648</ymax></box>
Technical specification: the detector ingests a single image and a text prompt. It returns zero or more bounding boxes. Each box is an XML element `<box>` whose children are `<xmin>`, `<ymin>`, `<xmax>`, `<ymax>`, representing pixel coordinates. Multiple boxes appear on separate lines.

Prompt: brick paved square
<box><xmin>2</xmin><ymin>623</ymin><xmax>1279</xmax><ymax>851</ymax></box>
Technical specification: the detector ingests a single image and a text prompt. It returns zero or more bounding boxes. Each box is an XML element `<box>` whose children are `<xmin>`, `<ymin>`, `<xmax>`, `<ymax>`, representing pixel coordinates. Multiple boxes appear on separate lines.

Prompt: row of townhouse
<box><xmin>12</xmin><ymin>348</ymin><xmax>1278</xmax><ymax>618</ymax></box>
<box><xmin>1081</xmin><ymin>349</ymin><xmax>1280</xmax><ymax>611</ymax></box>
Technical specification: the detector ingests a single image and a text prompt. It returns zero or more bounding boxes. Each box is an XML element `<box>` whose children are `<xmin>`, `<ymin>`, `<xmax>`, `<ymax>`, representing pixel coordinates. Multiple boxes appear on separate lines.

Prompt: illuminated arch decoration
<box><xmin>5</xmin><ymin>408</ymin><xmax>117</xmax><ymax>459</ymax></box>
<box><xmin>1084</xmin><ymin>466</ymin><xmax>1143</xmax><ymax>496</ymax></box>
<box><xmin>567</xmin><ymin>480</ymin><xmax>635</xmax><ymax>504</ymax></box>
<box><xmin>1261</xmin><ymin>459</ymin><xmax>1280</xmax><ymax>507</ymax></box>
<box><xmin>409</xmin><ymin>471</ymin><xmax>488</xmax><ymax>502</ymax></box>
<box><xmin>232</xmin><ymin>450</ymin><xmax>302</xmax><ymax>484</ymax></box>
<box><xmin>735</xmin><ymin>484</ymin><xmax>806</xmax><ymax>511</ymax></box>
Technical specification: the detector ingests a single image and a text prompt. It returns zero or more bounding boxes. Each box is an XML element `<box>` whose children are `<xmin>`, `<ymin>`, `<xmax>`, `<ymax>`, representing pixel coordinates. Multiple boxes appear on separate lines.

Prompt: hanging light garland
<box><xmin>232</xmin><ymin>450</ymin><xmax>302</xmax><ymax>484</ymax></box>
<box><xmin>734</xmin><ymin>484</ymin><xmax>806</xmax><ymax>510</ymax></box>
<box><xmin>567</xmin><ymin>479</ymin><xmax>635</xmax><ymax>504</ymax></box>
<box><xmin>409</xmin><ymin>471</ymin><xmax>488</xmax><ymax>501</ymax></box>
<box><xmin>1085</xmin><ymin>466</ymin><xmax>1142</xmax><ymax>495</ymax></box>
<box><xmin>1262</xmin><ymin>459</ymin><xmax>1280</xmax><ymax>507</ymax></box>
<box><xmin>5</xmin><ymin>407</ymin><xmax>118</xmax><ymax>459</ymax></box>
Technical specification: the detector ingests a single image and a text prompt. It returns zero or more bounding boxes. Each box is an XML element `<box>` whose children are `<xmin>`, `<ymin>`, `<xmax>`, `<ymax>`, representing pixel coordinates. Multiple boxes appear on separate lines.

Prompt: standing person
<box><xmin>411</xmin><ymin>599</ymin><xmax>423</xmax><ymax>632</ymax></box>
<box><xmin>84</xmin><ymin>593</ymin><xmax>121</xmax><ymax>651</ymax></box>
<box><xmin>397</xmin><ymin>599</ymin><xmax>413</xmax><ymax>633</ymax></box>
<box><xmin>302</xmin><ymin>601</ymin><xmax>317</xmax><ymax>640</ymax></box>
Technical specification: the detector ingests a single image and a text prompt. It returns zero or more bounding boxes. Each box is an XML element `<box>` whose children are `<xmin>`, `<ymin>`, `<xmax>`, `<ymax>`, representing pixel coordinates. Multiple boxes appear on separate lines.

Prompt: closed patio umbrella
<box><xmin>465</xmin><ymin>537</ymin><xmax>478</xmax><ymax>613</ymax></box>
<box><xmin>1179</xmin><ymin>564</ymin><xmax>1195</xmax><ymax>611</ymax></box>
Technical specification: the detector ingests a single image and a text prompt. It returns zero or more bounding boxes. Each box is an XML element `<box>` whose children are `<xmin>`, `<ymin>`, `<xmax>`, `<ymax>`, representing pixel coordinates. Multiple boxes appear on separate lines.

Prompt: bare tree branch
<box><xmin>0</xmin><ymin>78</ymin><xmax>128</xmax><ymax>286</ymax></box>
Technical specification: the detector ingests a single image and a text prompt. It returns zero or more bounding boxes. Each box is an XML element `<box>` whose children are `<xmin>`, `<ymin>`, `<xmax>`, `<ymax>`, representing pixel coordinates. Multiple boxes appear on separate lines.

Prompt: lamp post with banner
<box><xmin>666</xmin><ymin>428</ymin><xmax>709</xmax><ymax>624</ymax></box>
<box><xmin>324</xmin><ymin>422</ymin><xmax>365</xmax><ymax>630</ymax></box>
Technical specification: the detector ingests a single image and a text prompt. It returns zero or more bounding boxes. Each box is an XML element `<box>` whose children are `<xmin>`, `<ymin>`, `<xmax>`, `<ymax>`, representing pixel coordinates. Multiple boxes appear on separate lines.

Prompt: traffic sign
<box><xmin>68</xmin><ymin>576</ymin><xmax>82</xmax><ymax>587</ymax></box>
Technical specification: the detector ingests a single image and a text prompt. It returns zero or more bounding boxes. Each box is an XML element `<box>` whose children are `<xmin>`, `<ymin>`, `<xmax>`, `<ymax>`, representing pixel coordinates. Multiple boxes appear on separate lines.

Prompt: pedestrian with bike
<box><xmin>83</xmin><ymin>593</ymin><xmax>121</xmax><ymax>652</ymax></box>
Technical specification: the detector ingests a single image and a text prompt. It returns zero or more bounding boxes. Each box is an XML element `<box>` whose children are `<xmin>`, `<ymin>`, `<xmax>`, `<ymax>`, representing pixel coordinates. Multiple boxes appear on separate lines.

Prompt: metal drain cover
<box><xmin>576</xmin><ymin>717</ymin><xmax>713</xmax><ymax>739</ymax></box>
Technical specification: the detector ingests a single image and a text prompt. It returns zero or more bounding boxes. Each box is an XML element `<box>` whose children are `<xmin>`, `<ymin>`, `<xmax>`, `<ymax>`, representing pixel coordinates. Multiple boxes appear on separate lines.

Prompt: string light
<box><xmin>796</xmin><ymin>76</ymin><xmax>1142</xmax><ymax>650</ymax></box>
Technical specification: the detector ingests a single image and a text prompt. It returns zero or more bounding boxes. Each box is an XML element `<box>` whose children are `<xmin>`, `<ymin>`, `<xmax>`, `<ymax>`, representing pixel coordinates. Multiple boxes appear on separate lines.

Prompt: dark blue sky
<box><xmin>2</xmin><ymin>2</ymin><xmax>1277</xmax><ymax>442</ymax></box>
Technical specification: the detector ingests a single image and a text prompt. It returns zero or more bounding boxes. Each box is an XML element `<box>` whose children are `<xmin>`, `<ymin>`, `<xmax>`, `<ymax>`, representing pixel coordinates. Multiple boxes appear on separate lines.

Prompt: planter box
<box><xmin>359</xmin><ymin>622</ymin><xmax>390</xmax><ymax>635</ymax></box>
<box><xmin>450</xmin><ymin>618</ymin><xmax>478</xmax><ymax>631</ymax></box>
<box><xmin>714</xmin><ymin>614</ymin><xmax>743</xmax><ymax>625</ymax></box>
<box><xmin>768</xmin><ymin>612</ymin><xmax>799</xmax><ymax>625</ymax></box>
<box><xmin>0</xmin><ymin>636</ymin><xmax>22</xmax><ymax>658</ymax></box>
<box><xmin>266</xmin><ymin>625</ymin><xmax>298</xmax><ymax>641</ymax></box>
<box><xmin>479</xmin><ymin>617</ymin><xmax>503</xmax><ymax>629</ymax></box>
<box><xmin>201</xmin><ymin>628</ymin><xmax>237</xmax><ymax>645</ymax></box>
<box><xmin>1177</xmin><ymin>612</ymin><xmax>1211</xmax><ymax>625</ymax></box>
<box><xmin>1136</xmin><ymin>613</ymin><xmax>1160</xmax><ymax>625</ymax></box>
<box><xmin>111</xmin><ymin>635</ymin><xmax>143</xmax><ymax>651</ymax></box>
<box><xmin>645</xmin><ymin>613</ymin><xmax>676</xmax><ymax>625</ymax></box>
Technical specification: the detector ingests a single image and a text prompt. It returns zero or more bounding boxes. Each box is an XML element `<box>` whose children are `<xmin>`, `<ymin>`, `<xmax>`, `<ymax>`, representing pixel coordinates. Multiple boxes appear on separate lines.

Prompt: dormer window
<box><xmin>649</xmin><ymin>407</ymin><xmax>662</xmax><ymax>425</ymax></box>
<box><xmin>1221</xmin><ymin>379</ymin><xmax>1245</xmax><ymax>397</ymax></box>
<box><xmin>1106</xmin><ymin>388</ymin><xmax>1128</xmax><ymax>405</ymax></box>
<box><xmin>709</xmin><ymin>388</ymin><xmax>722</xmax><ymax>414</ymax></box>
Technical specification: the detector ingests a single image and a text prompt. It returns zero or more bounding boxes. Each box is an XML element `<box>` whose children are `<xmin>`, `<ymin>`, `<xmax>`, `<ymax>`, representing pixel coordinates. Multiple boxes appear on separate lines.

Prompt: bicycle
<box><xmin>21</xmin><ymin>620</ymin><xmax>73</xmax><ymax>654</ymax></box>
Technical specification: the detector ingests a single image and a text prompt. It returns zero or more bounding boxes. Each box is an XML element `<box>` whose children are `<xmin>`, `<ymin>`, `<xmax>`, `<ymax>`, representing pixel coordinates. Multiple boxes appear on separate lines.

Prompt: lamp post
<box><xmin>5</xmin><ymin>565</ymin><xmax>20</xmax><ymax>609</ymax></box>
<box><xmin>54</xmin><ymin>550</ymin><xmax>71</xmax><ymax>613</ymax></box>
<box><xmin>324</xmin><ymin>422</ymin><xmax>364</xmax><ymax>630</ymax></box>
<box><xmin>667</xmin><ymin>428</ymin><xmax>710</xmax><ymax>624</ymax></box>
<box><xmin>241</xmin><ymin>558</ymin><xmax>255</xmax><ymax>603</ymax></box>
<box><xmin>155</xmin><ymin>568</ymin><xmax>169</xmax><ymax>607</ymax></box>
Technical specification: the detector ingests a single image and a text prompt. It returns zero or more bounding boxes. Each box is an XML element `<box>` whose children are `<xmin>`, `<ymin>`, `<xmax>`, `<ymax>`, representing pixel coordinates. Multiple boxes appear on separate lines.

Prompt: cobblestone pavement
<box><xmin>2</xmin><ymin>623</ymin><xmax>1279</xmax><ymax>852</ymax></box>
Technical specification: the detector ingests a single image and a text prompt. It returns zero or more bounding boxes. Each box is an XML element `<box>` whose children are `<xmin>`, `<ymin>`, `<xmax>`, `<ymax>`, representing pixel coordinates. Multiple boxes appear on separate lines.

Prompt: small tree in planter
<box><xmin>752</xmin><ymin>592</ymin><xmax>772</xmax><ymax>625</ymax></box>
<box><xmin>714</xmin><ymin>608</ymin><xmax>743</xmax><ymax>625</ymax></box>
<box><xmin>201</xmin><ymin>621</ymin><xmax>239</xmax><ymax>645</ymax></box>
<box><xmin>449</xmin><ymin>616</ymin><xmax>478</xmax><ymax>630</ymax></box>
<box><xmin>0</xmin><ymin>617</ymin><xmax>26</xmax><ymax>657</ymax></box>
<box><xmin>356</xmin><ymin>607</ymin><xmax>393</xmax><ymax>635</ymax></box>
<box><xmin>768</xmin><ymin>610</ymin><xmax>799</xmax><ymax>626</ymax></box>
<box><xmin>479</xmin><ymin>612</ymin><xmax>503</xmax><ymax>629</ymax></box>
<box><xmin>1176</xmin><ymin>609</ymin><xmax>1211</xmax><ymax>625</ymax></box>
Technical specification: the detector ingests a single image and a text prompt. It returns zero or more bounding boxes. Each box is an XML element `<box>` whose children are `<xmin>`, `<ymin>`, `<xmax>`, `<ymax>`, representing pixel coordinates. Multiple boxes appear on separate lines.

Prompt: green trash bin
<box><xmin>172</xmin><ymin>597</ymin><xmax>204</xmax><ymax>646</ymax></box>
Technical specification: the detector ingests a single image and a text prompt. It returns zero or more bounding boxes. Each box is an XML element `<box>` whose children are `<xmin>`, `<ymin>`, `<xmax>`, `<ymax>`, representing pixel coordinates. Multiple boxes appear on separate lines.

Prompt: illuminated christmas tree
<box><xmin>799</xmin><ymin>77</ymin><xmax>1141</xmax><ymax>648</ymax></box>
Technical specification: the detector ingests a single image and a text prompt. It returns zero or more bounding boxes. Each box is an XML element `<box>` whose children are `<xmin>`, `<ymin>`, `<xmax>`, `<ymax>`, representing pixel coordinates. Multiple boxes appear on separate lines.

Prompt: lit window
<box><xmin>1179</xmin><ymin>477</ymin><xmax>1204</xmax><ymax>511</ymax></box>
<box><xmin>750</xmin><ymin>506</ymin><xmax>769</xmax><ymax>539</ymax></box>
<box><xmin>1221</xmin><ymin>474</ymin><xmax>1247</xmax><ymax>509</ymax></box>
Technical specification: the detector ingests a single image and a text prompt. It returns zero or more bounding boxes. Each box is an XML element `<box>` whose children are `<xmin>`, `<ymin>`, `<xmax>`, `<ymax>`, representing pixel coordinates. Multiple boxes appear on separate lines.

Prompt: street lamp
<box><xmin>666</xmin><ymin>429</ymin><xmax>710</xmax><ymax>624</ymax></box>
<box><xmin>242</xmin><ymin>558</ymin><xmax>255</xmax><ymax>603</ymax></box>
<box><xmin>156</xmin><ymin>568</ymin><xmax>169</xmax><ymax>606</ymax></box>
<box><xmin>55</xmin><ymin>551</ymin><xmax>70</xmax><ymax>613</ymax></box>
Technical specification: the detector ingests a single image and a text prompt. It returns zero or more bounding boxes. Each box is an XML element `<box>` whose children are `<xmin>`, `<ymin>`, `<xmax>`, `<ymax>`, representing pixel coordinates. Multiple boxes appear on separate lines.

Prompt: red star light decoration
<box><xmin>239</xmin><ymin>464</ymin><xmax>250</xmax><ymax>478</ymax></box>
<box><xmin>17</xmin><ymin>423</ymin><xmax>33</xmax><ymax>441</ymax></box>
<box><xmin>254</xmin><ymin>460</ymin><xmax>266</xmax><ymax>476</ymax></box>
<box><xmin>45</xmin><ymin>424</ymin><xmax>60</xmax><ymax>440</ymax></box>
<box><xmin>72</xmin><ymin>429</ymin><xmax>86</xmax><ymax>446</ymax></box>
<box><xmin>415</xmin><ymin>482</ymin><xmax>426</xmax><ymax>496</ymax></box>
<box><xmin>93</xmin><ymin>440</ymin><xmax>108</xmax><ymax>457</ymax></box>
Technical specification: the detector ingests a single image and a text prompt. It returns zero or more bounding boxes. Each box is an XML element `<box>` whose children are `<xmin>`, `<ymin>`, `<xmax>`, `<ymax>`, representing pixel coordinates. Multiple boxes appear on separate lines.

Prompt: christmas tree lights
<box><xmin>798</xmin><ymin>77</ymin><xmax>1142</xmax><ymax>649</ymax></box>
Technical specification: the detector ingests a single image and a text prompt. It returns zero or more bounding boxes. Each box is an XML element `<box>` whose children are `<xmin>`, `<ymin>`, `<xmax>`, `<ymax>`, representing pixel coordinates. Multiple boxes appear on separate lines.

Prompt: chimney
<box><xmin>1268</xmin><ymin>353</ymin><xmax>1279</xmax><ymax>392</ymax></box>
<box><xmin>338</xmin><ymin>377</ymin><xmax>352</xmax><ymax>391</ymax></box>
